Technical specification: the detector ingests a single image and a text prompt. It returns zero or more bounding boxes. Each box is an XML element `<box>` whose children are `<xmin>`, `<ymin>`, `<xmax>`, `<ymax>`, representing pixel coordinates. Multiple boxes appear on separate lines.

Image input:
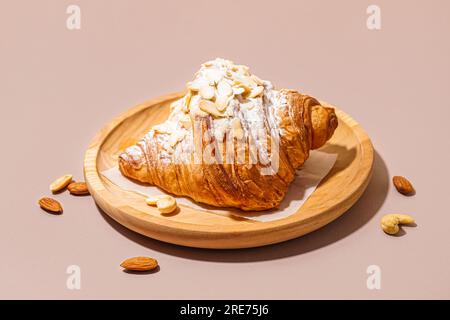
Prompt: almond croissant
<box><xmin>119</xmin><ymin>58</ymin><xmax>337</xmax><ymax>211</ymax></box>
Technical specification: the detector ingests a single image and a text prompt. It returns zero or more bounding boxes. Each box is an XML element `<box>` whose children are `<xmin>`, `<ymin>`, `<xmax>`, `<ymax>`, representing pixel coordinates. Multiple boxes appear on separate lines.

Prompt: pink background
<box><xmin>1</xmin><ymin>0</ymin><xmax>449</xmax><ymax>299</ymax></box>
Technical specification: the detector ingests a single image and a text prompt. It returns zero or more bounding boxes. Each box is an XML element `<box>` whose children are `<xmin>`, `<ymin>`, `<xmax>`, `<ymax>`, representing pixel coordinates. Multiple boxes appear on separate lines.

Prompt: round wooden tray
<box><xmin>84</xmin><ymin>92</ymin><xmax>374</xmax><ymax>249</ymax></box>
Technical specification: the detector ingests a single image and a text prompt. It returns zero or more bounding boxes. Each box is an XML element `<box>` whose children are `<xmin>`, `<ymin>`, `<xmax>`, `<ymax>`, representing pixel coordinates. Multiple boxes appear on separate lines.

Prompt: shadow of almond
<box><xmin>96</xmin><ymin>150</ymin><xmax>389</xmax><ymax>262</ymax></box>
<box><xmin>41</xmin><ymin>208</ymin><xmax>63</xmax><ymax>215</ymax></box>
<box><xmin>122</xmin><ymin>265</ymin><xmax>161</xmax><ymax>275</ymax></box>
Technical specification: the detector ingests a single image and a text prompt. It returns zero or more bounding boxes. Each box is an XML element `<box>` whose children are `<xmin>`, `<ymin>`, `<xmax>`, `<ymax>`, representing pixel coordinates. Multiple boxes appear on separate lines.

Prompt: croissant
<box><xmin>119</xmin><ymin>58</ymin><xmax>337</xmax><ymax>211</ymax></box>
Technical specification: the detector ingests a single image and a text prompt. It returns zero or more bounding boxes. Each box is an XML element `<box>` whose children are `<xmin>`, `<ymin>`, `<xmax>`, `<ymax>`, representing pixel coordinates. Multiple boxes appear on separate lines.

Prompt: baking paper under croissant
<box><xmin>119</xmin><ymin>89</ymin><xmax>337</xmax><ymax>211</ymax></box>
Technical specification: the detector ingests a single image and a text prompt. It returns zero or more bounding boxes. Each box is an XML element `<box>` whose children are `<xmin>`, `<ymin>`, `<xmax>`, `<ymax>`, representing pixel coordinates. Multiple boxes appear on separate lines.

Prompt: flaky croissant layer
<box><xmin>119</xmin><ymin>58</ymin><xmax>337</xmax><ymax>210</ymax></box>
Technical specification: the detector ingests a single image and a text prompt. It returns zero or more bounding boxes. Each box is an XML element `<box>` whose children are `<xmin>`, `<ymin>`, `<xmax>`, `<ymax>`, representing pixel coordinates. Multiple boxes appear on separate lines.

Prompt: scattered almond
<box><xmin>393</xmin><ymin>176</ymin><xmax>415</xmax><ymax>195</ymax></box>
<box><xmin>49</xmin><ymin>174</ymin><xmax>73</xmax><ymax>193</ymax></box>
<box><xmin>38</xmin><ymin>197</ymin><xmax>63</xmax><ymax>214</ymax></box>
<box><xmin>120</xmin><ymin>256</ymin><xmax>158</xmax><ymax>272</ymax></box>
<box><xmin>68</xmin><ymin>181</ymin><xmax>90</xmax><ymax>195</ymax></box>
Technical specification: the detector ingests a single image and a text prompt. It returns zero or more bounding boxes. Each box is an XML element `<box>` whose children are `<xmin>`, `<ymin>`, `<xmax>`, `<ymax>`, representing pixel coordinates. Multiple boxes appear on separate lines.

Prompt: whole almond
<box><xmin>120</xmin><ymin>257</ymin><xmax>158</xmax><ymax>272</ymax></box>
<box><xmin>49</xmin><ymin>174</ymin><xmax>73</xmax><ymax>193</ymax></box>
<box><xmin>393</xmin><ymin>176</ymin><xmax>415</xmax><ymax>195</ymax></box>
<box><xmin>38</xmin><ymin>197</ymin><xmax>63</xmax><ymax>214</ymax></box>
<box><xmin>68</xmin><ymin>182</ymin><xmax>90</xmax><ymax>195</ymax></box>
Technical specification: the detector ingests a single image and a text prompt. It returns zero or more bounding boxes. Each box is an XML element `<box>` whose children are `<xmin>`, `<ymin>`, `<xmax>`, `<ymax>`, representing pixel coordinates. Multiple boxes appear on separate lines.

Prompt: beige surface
<box><xmin>85</xmin><ymin>92</ymin><xmax>373</xmax><ymax>248</ymax></box>
<box><xmin>0</xmin><ymin>0</ymin><xmax>449</xmax><ymax>299</ymax></box>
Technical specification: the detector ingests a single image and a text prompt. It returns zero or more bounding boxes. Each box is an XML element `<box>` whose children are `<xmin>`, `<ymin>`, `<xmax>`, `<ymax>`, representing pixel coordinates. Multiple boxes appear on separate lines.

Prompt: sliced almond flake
<box><xmin>187</xmin><ymin>77</ymin><xmax>209</xmax><ymax>91</ymax></box>
<box><xmin>217</xmin><ymin>80</ymin><xmax>233</xmax><ymax>97</ymax></box>
<box><xmin>223</xmin><ymin>77</ymin><xmax>235</xmax><ymax>86</ymax></box>
<box><xmin>199</xmin><ymin>100</ymin><xmax>225</xmax><ymax>117</ymax></box>
<box><xmin>199</xmin><ymin>84</ymin><xmax>215</xmax><ymax>100</ymax></box>
<box><xmin>234</xmin><ymin>76</ymin><xmax>256</xmax><ymax>89</ymax></box>
<box><xmin>184</xmin><ymin>90</ymin><xmax>192</xmax><ymax>110</ymax></box>
<box><xmin>204</xmin><ymin>69</ymin><xmax>223</xmax><ymax>84</ymax></box>
<box><xmin>215</xmin><ymin>94</ymin><xmax>229</xmax><ymax>111</ymax></box>
<box><xmin>248</xmin><ymin>85</ymin><xmax>264</xmax><ymax>98</ymax></box>
<box><xmin>232</xmin><ymin>86</ymin><xmax>246</xmax><ymax>95</ymax></box>
<box><xmin>189</xmin><ymin>100</ymin><xmax>208</xmax><ymax>117</ymax></box>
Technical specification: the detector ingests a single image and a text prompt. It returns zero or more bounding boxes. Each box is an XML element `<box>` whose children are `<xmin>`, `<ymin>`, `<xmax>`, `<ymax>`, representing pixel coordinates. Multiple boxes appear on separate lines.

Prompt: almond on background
<box><xmin>120</xmin><ymin>257</ymin><xmax>158</xmax><ymax>272</ymax></box>
<box><xmin>38</xmin><ymin>197</ymin><xmax>63</xmax><ymax>214</ymax></box>
<box><xmin>49</xmin><ymin>174</ymin><xmax>73</xmax><ymax>193</ymax></box>
<box><xmin>67</xmin><ymin>181</ymin><xmax>90</xmax><ymax>195</ymax></box>
<box><xmin>393</xmin><ymin>176</ymin><xmax>415</xmax><ymax>195</ymax></box>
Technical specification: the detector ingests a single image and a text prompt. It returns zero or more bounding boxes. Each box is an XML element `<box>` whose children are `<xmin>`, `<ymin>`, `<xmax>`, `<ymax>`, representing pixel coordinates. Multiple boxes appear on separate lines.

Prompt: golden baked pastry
<box><xmin>119</xmin><ymin>58</ymin><xmax>337</xmax><ymax>211</ymax></box>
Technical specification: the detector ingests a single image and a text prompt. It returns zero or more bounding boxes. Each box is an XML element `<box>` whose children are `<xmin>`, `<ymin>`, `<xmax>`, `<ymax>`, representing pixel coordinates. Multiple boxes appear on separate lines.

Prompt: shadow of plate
<box><xmin>97</xmin><ymin>150</ymin><xmax>389</xmax><ymax>262</ymax></box>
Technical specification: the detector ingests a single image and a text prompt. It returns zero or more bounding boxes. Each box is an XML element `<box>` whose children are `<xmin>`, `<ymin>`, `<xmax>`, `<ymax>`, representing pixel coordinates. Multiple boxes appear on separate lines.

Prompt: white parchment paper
<box><xmin>101</xmin><ymin>151</ymin><xmax>337</xmax><ymax>222</ymax></box>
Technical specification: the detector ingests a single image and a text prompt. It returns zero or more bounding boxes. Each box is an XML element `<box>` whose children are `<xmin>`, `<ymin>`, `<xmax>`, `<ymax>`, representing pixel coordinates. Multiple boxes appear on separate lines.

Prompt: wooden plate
<box><xmin>84</xmin><ymin>92</ymin><xmax>374</xmax><ymax>249</ymax></box>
